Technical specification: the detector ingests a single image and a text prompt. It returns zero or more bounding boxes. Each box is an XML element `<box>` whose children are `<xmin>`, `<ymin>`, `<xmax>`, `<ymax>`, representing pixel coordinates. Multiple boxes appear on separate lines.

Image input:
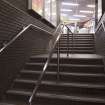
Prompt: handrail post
<box><xmin>67</xmin><ymin>28</ymin><xmax>69</xmax><ymax>56</ymax></box>
<box><xmin>57</xmin><ymin>40</ymin><xmax>60</xmax><ymax>81</ymax></box>
<box><xmin>72</xmin><ymin>32</ymin><xmax>74</xmax><ymax>54</ymax></box>
<box><xmin>66</xmin><ymin>25</ymin><xmax>74</xmax><ymax>54</ymax></box>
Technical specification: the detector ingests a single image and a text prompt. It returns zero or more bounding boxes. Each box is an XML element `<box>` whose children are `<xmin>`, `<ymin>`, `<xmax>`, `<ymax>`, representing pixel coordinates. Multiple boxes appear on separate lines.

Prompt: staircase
<box><xmin>1</xmin><ymin>34</ymin><xmax>105</xmax><ymax>105</ymax></box>
<box><xmin>56</xmin><ymin>33</ymin><xmax>95</xmax><ymax>54</ymax></box>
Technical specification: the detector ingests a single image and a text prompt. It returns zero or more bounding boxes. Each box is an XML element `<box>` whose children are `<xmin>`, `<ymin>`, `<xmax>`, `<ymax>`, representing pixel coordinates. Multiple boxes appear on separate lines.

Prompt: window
<box><xmin>32</xmin><ymin>0</ymin><xmax>44</xmax><ymax>16</ymax></box>
<box><xmin>28</xmin><ymin>0</ymin><xmax>57</xmax><ymax>26</ymax></box>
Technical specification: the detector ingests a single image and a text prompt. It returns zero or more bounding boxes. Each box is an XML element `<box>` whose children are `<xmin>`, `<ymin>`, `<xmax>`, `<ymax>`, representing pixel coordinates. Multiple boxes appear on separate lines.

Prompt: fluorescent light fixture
<box><xmin>73</xmin><ymin>15</ymin><xmax>86</xmax><ymax>18</ymax></box>
<box><xmin>52</xmin><ymin>13</ymin><xmax>56</xmax><ymax>16</ymax></box>
<box><xmin>46</xmin><ymin>0</ymin><xmax>50</xmax><ymax>4</ymax></box>
<box><xmin>62</xmin><ymin>2</ymin><xmax>79</xmax><ymax>6</ymax></box>
<box><xmin>87</xmin><ymin>5</ymin><xmax>95</xmax><ymax>8</ymax></box>
<box><xmin>80</xmin><ymin>10</ymin><xmax>94</xmax><ymax>14</ymax></box>
<box><xmin>45</xmin><ymin>8</ymin><xmax>48</xmax><ymax>12</ymax></box>
<box><xmin>61</xmin><ymin>13</ymin><xmax>67</xmax><ymax>16</ymax></box>
<box><xmin>52</xmin><ymin>0</ymin><xmax>55</xmax><ymax>2</ymax></box>
<box><xmin>69</xmin><ymin>18</ymin><xmax>80</xmax><ymax>21</ymax></box>
<box><xmin>69</xmin><ymin>17</ymin><xmax>80</xmax><ymax>21</ymax></box>
<box><xmin>61</xmin><ymin>9</ymin><xmax>72</xmax><ymax>12</ymax></box>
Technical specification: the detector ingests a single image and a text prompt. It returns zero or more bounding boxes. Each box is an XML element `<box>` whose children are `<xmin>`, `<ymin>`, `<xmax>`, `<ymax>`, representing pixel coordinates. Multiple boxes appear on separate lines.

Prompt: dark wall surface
<box><xmin>0</xmin><ymin>25</ymin><xmax>52</xmax><ymax>99</ymax></box>
<box><xmin>95</xmin><ymin>13</ymin><xmax>105</xmax><ymax>56</ymax></box>
<box><xmin>95</xmin><ymin>13</ymin><xmax>105</xmax><ymax>70</ymax></box>
<box><xmin>0</xmin><ymin>0</ymin><xmax>55</xmax><ymax>98</ymax></box>
<box><xmin>95</xmin><ymin>24</ymin><xmax>105</xmax><ymax>55</ymax></box>
<box><xmin>0</xmin><ymin>0</ymin><xmax>55</xmax><ymax>48</ymax></box>
<box><xmin>6</xmin><ymin>0</ymin><xmax>28</xmax><ymax>12</ymax></box>
<box><xmin>95</xmin><ymin>0</ymin><xmax>105</xmax><ymax>26</ymax></box>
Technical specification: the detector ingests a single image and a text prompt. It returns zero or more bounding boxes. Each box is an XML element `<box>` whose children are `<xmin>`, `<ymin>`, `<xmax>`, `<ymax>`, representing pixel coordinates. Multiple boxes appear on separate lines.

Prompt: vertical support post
<box><xmin>57</xmin><ymin>40</ymin><xmax>60</xmax><ymax>81</ymax></box>
<box><xmin>72</xmin><ymin>33</ymin><xmax>74</xmax><ymax>54</ymax></box>
<box><xmin>67</xmin><ymin>28</ymin><xmax>69</xmax><ymax>56</ymax></box>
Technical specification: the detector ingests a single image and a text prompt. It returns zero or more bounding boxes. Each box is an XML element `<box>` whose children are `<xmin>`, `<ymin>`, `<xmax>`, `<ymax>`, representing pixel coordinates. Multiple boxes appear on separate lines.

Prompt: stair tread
<box><xmin>57</xmin><ymin>47</ymin><xmax>94</xmax><ymax>48</ymax></box>
<box><xmin>56</xmin><ymin>50</ymin><xmax>95</xmax><ymax>52</ymax></box>
<box><xmin>20</xmin><ymin>70</ymin><xmax>105</xmax><ymax>77</ymax></box>
<box><xmin>60</xmin><ymin>38</ymin><xmax>94</xmax><ymax>40</ymax></box>
<box><xmin>61</xmin><ymin>35</ymin><xmax>94</xmax><ymax>38</ymax></box>
<box><xmin>61</xmin><ymin>35</ymin><xmax>94</xmax><ymax>36</ymax></box>
<box><xmin>57</xmin><ymin>49</ymin><xmax>93</xmax><ymax>51</ymax></box>
<box><xmin>7</xmin><ymin>90</ymin><xmax>105</xmax><ymax>103</ymax></box>
<box><xmin>0</xmin><ymin>103</ymin><xmax>15</xmax><ymax>105</ymax></box>
<box><xmin>61</xmin><ymin>38</ymin><xmax>94</xmax><ymax>39</ymax></box>
<box><xmin>26</xmin><ymin>63</ymin><xmax>104</xmax><ymax>67</ymax></box>
<box><xmin>62</xmin><ymin>34</ymin><xmax>94</xmax><ymax>35</ymax></box>
<box><xmin>31</xmin><ymin>54</ymin><xmax>103</xmax><ymax>59</ymax></box>
<box><xmin>14</xmin><ymin>78</ymin><xmax>105</xmax><ymax>89</ymax></box>
<box><xmin>37</xmin><ymin>92</ymin><xmax>105</xmax><ymax>103</ymax></box>
<box><xmin>59</xmin><ymin>44</ymin><xmax>95</xmax><ymax>46</ymax></box>
<box><xmin>7</xmin><ymin>90</ymin><xmax>31</xmax><ymax>96</ymax></box>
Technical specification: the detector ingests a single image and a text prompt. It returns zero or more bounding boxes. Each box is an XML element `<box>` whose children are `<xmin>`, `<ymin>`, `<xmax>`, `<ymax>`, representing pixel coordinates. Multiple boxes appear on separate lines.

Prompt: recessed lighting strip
<box><xmin>87</xmin><ymin>5</ymin><xmax>95</xmax><ymax>8</ymax></box>
<box><xmin>61</xmin><ymin>9</ymin><xmax>72</xmax><ymax>12</ymax></box>
<box><xmin>80</xmin><ymin>10</ymin><xmax>94</xmax><ymax>14</ymax></box>
<box><xmin>73</xmin><ymin>15</ymin><xmax>86</xmax><ymax>18</ymax></box>
<box><xmin>69</xmin><ymin>18</ymin><xmax>80</xmax><ymax>21</ymax></box>
<box><xmin>62</xmin><ymin>2</ymin><xmax>79</xmax><ymax>6</ymax></box>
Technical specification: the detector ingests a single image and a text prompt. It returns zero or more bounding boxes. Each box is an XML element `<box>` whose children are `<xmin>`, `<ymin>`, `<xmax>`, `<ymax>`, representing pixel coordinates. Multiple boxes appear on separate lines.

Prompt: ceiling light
<box><xmin>61</xmin><ymin>13</ymin><xmax>67</xmax><ymax>16</ymax></box>
<box><xmin>69</xmin><ymin>18</ymin><xmax>80</xmax><ymax>21</ymax></box>
<box><xmin>45</xmin><ymin>8</ymin><xmax>48</xmax><ymax>12</ymax></box>
<box><xmin>80</xmin><ymin>10</ymin><xmax>94</xmax><ymax>14</ymax></box>
<box><xmin>52</xmin><ymin>0</ymin><xmax>55</xmax><ymax>2</ymax></box>
<box><xmin>52</xmin><ymin>13</ymin><xmax>56</xmax><ymax>16</ymax></box>
<box><xmin>46</xmin><ymin>0</ymin><xmax>50</xmax><ymax>4</ymax></box>
<box><xmin>62</xmin><ymin>2</ymin><xmax>79</xmax><ymax>6</ymax></box>
<box><xmin>87</xmin><ymin>5</ymin><xmax>95</xmax><ymax>8</ymax></box>
<box><xmin>61</xmin><ymin>9</ymin><xmax>72</xmax><ymax>12</ymax></box>
<box><xmin>73</xmin><ymin>15</ymin><xmax>86</xmax><ymax>18</ymax></box>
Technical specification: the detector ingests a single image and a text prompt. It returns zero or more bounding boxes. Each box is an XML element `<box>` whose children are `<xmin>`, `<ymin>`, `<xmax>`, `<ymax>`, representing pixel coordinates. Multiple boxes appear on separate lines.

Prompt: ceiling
<box><xmin>60</xmin><ymin>0</ymin><xmax>95</xmax><ymax>22</ymax></box>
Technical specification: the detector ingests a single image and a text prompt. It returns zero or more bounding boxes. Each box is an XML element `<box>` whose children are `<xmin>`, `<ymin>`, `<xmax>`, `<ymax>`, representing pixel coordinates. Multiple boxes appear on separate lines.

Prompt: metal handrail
<box><xmin>65</xmin><ymin>25</ymin><xmax>74</xmax><ymax>56</ymax></box>
<box><xmin>0</xmin><ymin>24</ymin><xmax>52</xmax><ymax>54</ymax></box>
<box><xmin>65</xmin><ymin>25</ymin><xmax>73</xmax><ymax>34</ymax></box>
<box><xmin>0</xmin><ymin>25</ymin><xmax>31</xmax><ymax>54</ymax></box>
<box><xmin>29</xmin><ymin>23</ymin><xmax>64</xmax><ymax>105</ymax></box>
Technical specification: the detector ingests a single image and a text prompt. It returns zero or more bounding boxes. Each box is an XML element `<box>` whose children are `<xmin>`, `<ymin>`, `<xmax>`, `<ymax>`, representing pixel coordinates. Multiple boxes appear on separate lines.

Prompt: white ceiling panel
<box><xmin>60</xmin><ymin>0</ymin><xmax>95</xmax><ymax>22</ymax></box>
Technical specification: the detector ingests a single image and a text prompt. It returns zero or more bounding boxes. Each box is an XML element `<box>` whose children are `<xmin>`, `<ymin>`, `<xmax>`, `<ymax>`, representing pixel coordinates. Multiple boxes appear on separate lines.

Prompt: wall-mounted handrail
<box><xmin>29</xmin><ymin>23</ymin><xmax>64</xmax><ymax>105</ymax></box>
<box><xmin>0</xmin><ymin>25</ymin><xmax>31</xmax><ymax>54</ymax></box>
<box><xmin>0</xmin><ymin>24</ymin><xmax>52</xmax><ymax>55</ymax></box>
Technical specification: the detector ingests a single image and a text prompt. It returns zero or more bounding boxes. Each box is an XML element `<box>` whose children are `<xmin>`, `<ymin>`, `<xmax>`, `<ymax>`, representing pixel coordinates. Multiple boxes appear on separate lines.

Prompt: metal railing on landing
<box><xmin>29</xmin><ymin>23</ymin><xmax>74</xmax><ymax>105</ymax></box>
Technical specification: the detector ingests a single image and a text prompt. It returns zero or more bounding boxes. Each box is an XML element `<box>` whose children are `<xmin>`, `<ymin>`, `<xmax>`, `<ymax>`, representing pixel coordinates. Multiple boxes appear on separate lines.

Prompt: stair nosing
<box><xmin>6</xmin><ymin>90</ymin><xmax>105</xmax><ymax>103</ymax></box>
<box><xmin>14</xmin><ymin>79</ymin><xmax>105</xmax><ymax>89</ymax></box>
<box><xmin>36</xmin><ymin>92</ymin><xmax>105</xmax><ymax>103</ymax></box>
<box><xmin>20</xmin><ymin>70</ymin><xmax>105</xmax><ymax>77</ymax></box>
<box><xmin>26</xmin><ymin>63</ymin><xmax>104</xmax><ymax>68</ymax></box>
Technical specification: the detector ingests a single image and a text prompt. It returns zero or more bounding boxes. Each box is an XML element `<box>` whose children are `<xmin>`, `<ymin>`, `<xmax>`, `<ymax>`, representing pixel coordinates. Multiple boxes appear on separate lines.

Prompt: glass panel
<box><xmin>32</xmin><ymin>0</ymin><xmax>44</xmax><ymax>16</ymax></box>
<box><xmin>44</xmin><ymin>0</ymin><xmax>51</xmax><ymax>22</ymax></box>
<box><xmin>98</xmin><ymin>0</ymin><xmax>102</xmax><ymax>21</ymax></box>
<box><xmin>79</xmin><ymin>19</ymin><xmax>95</xmax><ymax>33</ymax></box>
<box><xmin>51</xmin><ymin>0</ymin><xmax>57</xmax><ymax>26</ymax></box>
